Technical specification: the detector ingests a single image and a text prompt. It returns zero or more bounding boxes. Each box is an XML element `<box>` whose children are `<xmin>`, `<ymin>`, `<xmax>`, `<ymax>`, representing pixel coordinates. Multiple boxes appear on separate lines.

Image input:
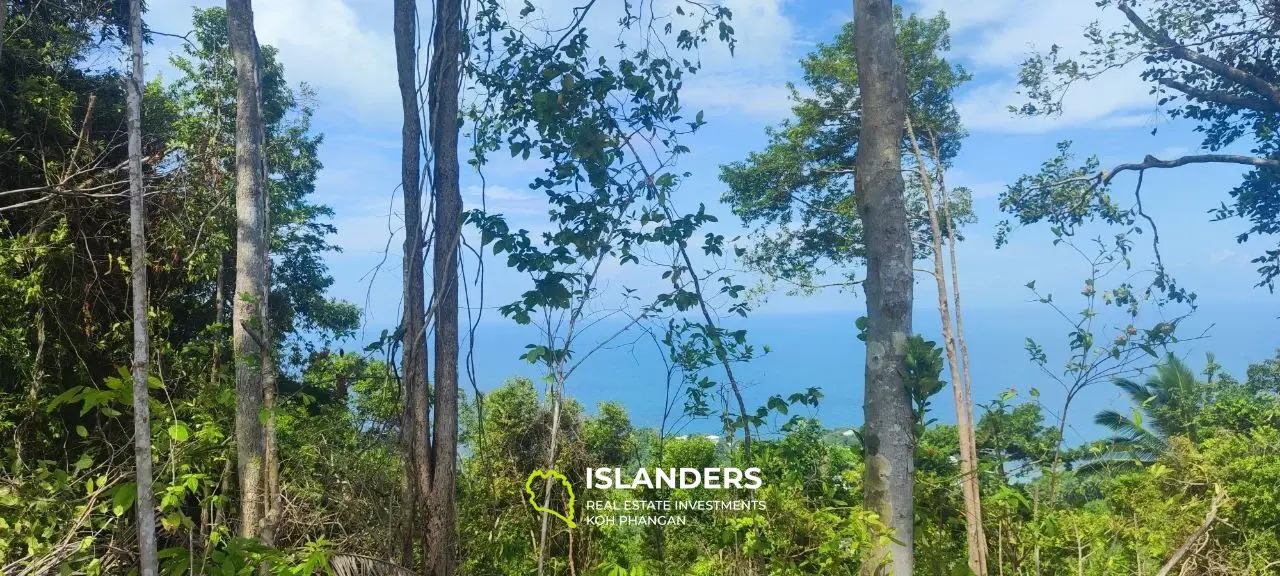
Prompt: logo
<box><xmin>524</xmin><ymin>469</ymin><xmax>577</xmax><ymax>528</ymax></box>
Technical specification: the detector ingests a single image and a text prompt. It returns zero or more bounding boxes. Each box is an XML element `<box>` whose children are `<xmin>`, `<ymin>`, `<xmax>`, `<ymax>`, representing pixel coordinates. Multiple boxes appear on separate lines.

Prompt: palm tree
<box><xmin>1085</xmin><ymin>355</ymin><xmax>1205</xmax><ymax>470</ymax></box>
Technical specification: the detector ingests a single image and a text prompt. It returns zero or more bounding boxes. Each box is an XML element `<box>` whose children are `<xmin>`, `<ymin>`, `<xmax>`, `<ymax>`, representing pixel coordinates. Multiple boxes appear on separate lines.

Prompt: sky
<box><xmin>144</xmin><ymin>0</ymin><xmax>1278</xmax><ymax>444</ymax></box>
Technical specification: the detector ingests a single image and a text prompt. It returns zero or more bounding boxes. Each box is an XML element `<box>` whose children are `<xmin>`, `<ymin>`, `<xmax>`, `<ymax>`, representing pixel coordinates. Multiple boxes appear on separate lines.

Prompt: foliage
<box><xmin>1008</xmin><ymin>0</ymin><xmax>1280</xmax><ymax>288</ymax></box>
<box><xmin>0</xmin><ymin>5</ymin><xmax>361</xmax><ymax>572</ymax></box>
<box><xmin>1</xmin><ymin>3</ymin><xmax>1278</xmax><ymax>576</ymax></box>
<box><xmin>719</xmin><ymin>9</ymin><xmax>975</xmax><ymax>293</ymax></box>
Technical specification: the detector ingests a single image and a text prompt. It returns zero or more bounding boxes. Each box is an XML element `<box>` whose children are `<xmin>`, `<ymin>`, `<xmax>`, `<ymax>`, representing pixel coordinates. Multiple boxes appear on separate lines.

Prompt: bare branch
<box><xmin>1100</xmin><ymin>153</ymin><xmax>1279</xmax><ymax>185</ymax></box>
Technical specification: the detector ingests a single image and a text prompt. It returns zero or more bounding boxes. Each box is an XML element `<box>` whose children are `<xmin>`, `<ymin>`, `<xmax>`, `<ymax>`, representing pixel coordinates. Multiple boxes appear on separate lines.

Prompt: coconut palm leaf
<box><xmin>330</xmin><ymin>553</ymin><xmax>418</xmax><ymax>576</ymax></box>
<box><xmin>1083</xmin><ymin>355</ymin><xmax>1204</xmax><ymax>475</ymax></box>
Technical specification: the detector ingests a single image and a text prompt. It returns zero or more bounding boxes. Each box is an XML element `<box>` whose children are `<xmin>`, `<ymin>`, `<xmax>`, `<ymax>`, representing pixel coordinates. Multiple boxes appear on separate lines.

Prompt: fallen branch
<box><xmin>1154</xmin><ymin>489</ymin><xmax>1227</xmax><ymax>576</ymax></box>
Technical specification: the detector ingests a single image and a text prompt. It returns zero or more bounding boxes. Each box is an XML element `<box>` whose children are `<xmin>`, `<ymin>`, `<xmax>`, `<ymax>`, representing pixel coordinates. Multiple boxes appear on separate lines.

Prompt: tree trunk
<box><xmin>252</xmin><ymin>38</ymin><xmax>280</xmax><ymax>548</ymax></box>
<box><xmin>853</xmin><ymin>0</ymin><xmax>914</xmax><ymax>573</ymax></box>
<box><xmin>211</xmin><ymin>252</ymin><xmax>225</xmax><ymax>386</ymax></box>
<box><xmin>225</xmin><ymin>0</ymin><xmax>268</xmax><ymax>539</ymax></box>
<box><xmin>126</xmin><ymin>0</ymin><xmax>158</xmax><ymax>572</ymax></box>
<box><xmin>425</xmin><ymin>0</ymin><xmax>463</xmax><ymax>569</ymax></box>
<box><xmin>537</xmin><ymin>381</ymin><xmax>565</xmax><ymax>576</ymax></box>
<box><xmin>930</xmin><ymin>129</ymin><xmax>989</xmax><ymax>570</ymax></box>
<box><xmin>393</xmin><ymin>0</ymin><xmax>430</xmax><ymax>567</ymax></box>
<box><xmin>0</xmin><ymin>1</ymin><xmax>7</xmax><ymax>64</ymax></box>
<box><xmin>906</xmin><ymin>118</ymin><xmax>987</xmax><ymax>575</ymax></box>
<box><xmin>930</xmin><ymin>132</ymin><xmax>980</xmax><ymax>475</ymax></box>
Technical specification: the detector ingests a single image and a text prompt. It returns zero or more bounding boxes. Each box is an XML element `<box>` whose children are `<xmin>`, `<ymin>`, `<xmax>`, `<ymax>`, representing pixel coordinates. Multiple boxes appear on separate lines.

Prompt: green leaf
<box><xmin>168</xmin><ymin>422</ymin><xmax>190</xmax><ymax>442</ymax></box>
<box><xmin>75</xmin><ymin>425</ymin><xmax>88</xmax><ymax>438</ymax></box>
<box><xmin>113</xmin><ymin>482</ymin><xmax>138</xmax><ymax>516</ymax></box>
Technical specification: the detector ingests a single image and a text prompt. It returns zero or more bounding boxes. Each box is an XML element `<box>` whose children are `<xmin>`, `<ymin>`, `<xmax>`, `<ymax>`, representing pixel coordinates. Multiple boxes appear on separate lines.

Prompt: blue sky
<box><xmin>145</xmin><ymin>0</ymin><xmax>1278</xmax><ymax>443</ymax></box>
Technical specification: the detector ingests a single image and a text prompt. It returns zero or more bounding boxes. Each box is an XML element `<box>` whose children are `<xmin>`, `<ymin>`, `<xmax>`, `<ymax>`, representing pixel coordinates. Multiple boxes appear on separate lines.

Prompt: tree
<box><xmin>225</xmin><ymin>0</ymin><xmax>269</xmax><ymax>539</ymax></box>
<box><xmin>0</xmin><ymin>1</ymin><xmax>7</xmax><ymax>63</ymax></box>
<box><xmin>897</xmin><ymin>15</ymin><xmax>987</xmax><ymax>569</ymax></box>
<box><xmin>853</xmin><ymin>0</ymin><xmax>915</xmax><ymax>572</ymax></box>
<box><xmin>977</xmin><ymin>395</ymin><xmax>1056</xmax><ymax>483</ymax></box>
<box><xmin>124</xmin><ymin>0</ymin><xmax>157</xmax><ymax>572</ymax></box>
<box><xmin>391</xmin><ymin>0</ymin><xmax>429</xmax><ymax>566</ymax></box>
<box><xmin>1090</xmin><ymin>354</ymin><xmax>1206</xmax><ymax>468</ymax></box>
<box><xmin>722</xmin><ymin>14</ymin><xmax>986</xmax><ymax>568</ymax></box>
<box><xmin>1007</xmin><ymin>0</ymin><xmax>1280</xmax><ymax>289</ymax></box>
<box><xmin>720</xmin><ymin>11</ymin><xmax>975</xmax><ymax>294</ymax></box>
<box><xmin>465</xmin><ymin>1</ymin><xmax>738</xmax><ymax>572</ymax></box>
<box><xmin>426</xmin><ymin>0</ymin><xmax>464</xmax><ymax>569</ymax></box>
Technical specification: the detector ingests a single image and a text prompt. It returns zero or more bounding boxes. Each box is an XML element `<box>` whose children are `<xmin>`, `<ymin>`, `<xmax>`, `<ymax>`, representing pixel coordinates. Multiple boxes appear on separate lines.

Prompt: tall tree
<box><xmin>898</xmin><ymin>16</ymin><xmax>986</xmax><ymax>571</ymax></box>
<box><xmin>426</xmin><ymin>0</ymin><xmax>463</xmax><ymax>569</ymax></box>
<box><xmin>125</xmin><ymin>0</ymin><xmax>157</xmax><ymax>572</ymax></box>
<box><xmin>853</xmin><ymin>0</ymin><xmax>915</xmax><ymax>573</ymax></box>
<box><xmin>392</xmin><ymin>0</ymin><xmax>430</xmax><ymax>566</ymax></box>
<box><xmin>465</xmin><ymin>1</ymin><xmax>736</xmax><ymax>572</ymax></box>
<box><xmin>905</xmin><ymin>116</ymin><xmax>987</xmax><ymax>575</ymax></box>
<box><xmin>225</xmin><ymin>0</ymin><xmax>269</xmax><ymax>539</ymax></box>
<box><xmin>720</xmin><ymin>13</ymin><xmax>975</xmax><ymax>296</ymax></box>
<box><xmin>0</xmin><ymin>1</ymin><xmax>7</xmax><ymax>63</ymax></box>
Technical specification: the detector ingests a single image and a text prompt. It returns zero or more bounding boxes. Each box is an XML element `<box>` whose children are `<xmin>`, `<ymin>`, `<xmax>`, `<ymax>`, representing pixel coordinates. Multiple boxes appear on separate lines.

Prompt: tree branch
<box><xmin>1157</xmin><ymin>78</ymin><xmax>1280</xmax><ymax>114</ymax></box>
<box><xmin>1118</xmin><ymin>2</ymin><xmax>1280</xmax><ymax>108</ymax></box>
<box><xmin>1099</xmin><ymin>153</ymin><xmax>1279</xmax><ymax>185</ymax></box>
<box><xmin>1154</xmin><ymin>489</ymin><xmax>1226</xmax><ymax>576</ymax></box>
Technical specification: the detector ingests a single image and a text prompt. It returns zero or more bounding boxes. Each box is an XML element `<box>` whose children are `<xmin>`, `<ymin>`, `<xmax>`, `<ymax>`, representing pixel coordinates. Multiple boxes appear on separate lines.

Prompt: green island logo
<box><xmin>524</xmin><ymin>469</ymin><xmax>577</xmax><ymax>528</ymax></box>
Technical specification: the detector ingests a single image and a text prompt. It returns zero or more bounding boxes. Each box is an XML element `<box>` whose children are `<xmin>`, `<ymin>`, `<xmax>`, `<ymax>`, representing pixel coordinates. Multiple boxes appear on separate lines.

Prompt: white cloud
<box><xmin>250</xmin><ymin>0</ymin><xmax>399</xmax><ymax>125</ymax></box>
<box><xmin>910</xmin><ymin>0</ymin><xmax>1019</xmax><ymax>35</ymax></box>
<box><xmin>681</xmin><ymin>76</ymin><xmax>796</xmax><ymax>121</ymax></box>
<box><xmin>1210</xmin><ymin>249</ymin><xmax>1236</xmax><ymax>265</ymax></box>
<box><xmin>149</xmin><ymin>0</ymin><xmax>398</xmax><ymax>127</ymax></box>
<box><xmin>954</xmin><ymin>69</ymin><xmax>1156</xmax><ymax>133</ymax></box>
<box><xmin>502</xmin><ymin>0</ymin><xmax>799</xmax><ymax>123</ymax></box>
<box><xmin>912</xmin><ymin>0</ymin><xmax>1158</xmax><ymax>134</ymax></box>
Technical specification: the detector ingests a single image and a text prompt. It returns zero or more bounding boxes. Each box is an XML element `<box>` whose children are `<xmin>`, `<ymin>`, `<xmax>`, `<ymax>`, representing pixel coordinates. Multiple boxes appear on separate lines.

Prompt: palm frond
<box><xmin>1113</xmin><ymin>378</ymin><xmax>1152</xmax><ymax>404</ymax></box>
<box><xmin>331</xmin><ymin>553</ymin><xmax>418</xmax><ymax>576</ymax></box>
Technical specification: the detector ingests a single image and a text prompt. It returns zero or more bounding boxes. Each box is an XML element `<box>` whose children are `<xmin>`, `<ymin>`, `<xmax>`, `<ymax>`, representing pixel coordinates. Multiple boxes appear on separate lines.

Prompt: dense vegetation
<box><xmin>1</xmin><ymin>0</ymin><xmax>1277</xmax><ymax>575</ymax></box>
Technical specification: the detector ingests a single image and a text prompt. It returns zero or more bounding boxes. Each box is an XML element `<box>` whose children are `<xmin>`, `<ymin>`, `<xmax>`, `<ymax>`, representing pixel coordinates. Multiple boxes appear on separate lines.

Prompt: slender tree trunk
<box><xmin>252</xmin><ymin>40</ymin><xmax>280</xmax><ymax>548</ymax></box>
<box><xmin>393</xmin><ymin>0</ymin><xmax>430</xmax><ymax>566</ymax></box>
<box><xmin>906</xmin><ymin>118</ymin><xmax>987</xmax><ymax>575</ymax></box>
<box><xmin>930</xmin><ymin>131</ymin><xmax>980</xmax><ymax>470</ymax></box>
<box><xmin>931</xmin><ymin>130</ymin><xmax>989</xmax><ymax>568</ymax></box>
<box><xmin>126</xmin><ymin>0</ymin><xmax>158</xmax><ymax>571</ymax></box>
<box><xmin>259</xmin><ymin>182</ymin><xmax>278</xmax><ymax>546</ymax></box>
<box><xmin>853</xmin><ymin>0</ymin><xmax>914</xmax><ymax>573</ymax></box>
<box><xmin>657</xmin><ymin>202</ymin><xmax>753</xmax><ymax>463</ymax></box>
<box><xmin>537</xmin><ymin>380</ymin><xmax>565</xmax><ymax>576</ymax></box>
<box><xmin>425</xmin><ymin>0</ymin><xmax>463</xmax><ymax>569</ymax></box>
<box><xmin>30</xmin><ymin>309</ymin><xmax>44</xmax><ymax>403</ymax></box>
<box><xmin>225</xmin><ymin>0</ymin><xmax>268</xmax><ymax>539</ymax></box>
<box><xmin>211</xmin><ymin>253</ymin><xmax>225</xmax><ymax>385</ymax></box>
<box><xmin>0</xmin><ymin>1</ymin><xmax>7</xmax><ymax>63</ymax></box>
